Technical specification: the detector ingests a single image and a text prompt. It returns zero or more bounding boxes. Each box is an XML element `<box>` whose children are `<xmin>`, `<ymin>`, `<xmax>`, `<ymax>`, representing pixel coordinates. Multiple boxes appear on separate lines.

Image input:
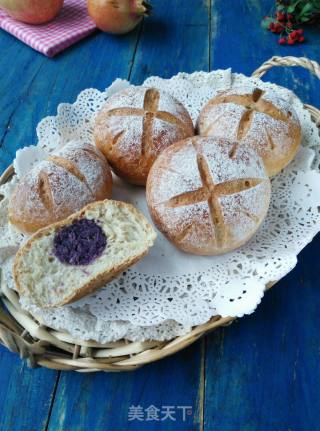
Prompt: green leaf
<box><xmin>310</xmin><ymin>0</ymin><xmax>320</xmax><ymax>11</ymax></box>
<box><xmin>287</xmin><ymin>0</ymin><xmax>304</xmax><ymax>13</ymax></box>
<box><xmin>301</xmin><ymin>2</ymin><xmax>314</xmax><ymax>13</ymax></box>
<box><xmin>287</xmin><ymin>5</ymin><xmax>296</xmax><ymax>13</ymax></box>
<box><xmin>261</xmin><ymin>17</ymin><xmax>274</xmax><ymax>28</ymax></box>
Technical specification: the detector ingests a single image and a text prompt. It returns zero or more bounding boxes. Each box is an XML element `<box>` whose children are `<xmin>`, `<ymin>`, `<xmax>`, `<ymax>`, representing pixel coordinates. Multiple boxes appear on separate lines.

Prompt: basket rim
<box><xmin>1</xmin><ymin>55</ymin><xmax>320</xmax><ymax>372</ymax></box>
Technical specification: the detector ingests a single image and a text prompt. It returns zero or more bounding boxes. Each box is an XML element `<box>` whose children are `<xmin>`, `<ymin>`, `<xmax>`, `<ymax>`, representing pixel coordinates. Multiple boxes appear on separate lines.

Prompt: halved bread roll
<box><xmin>14</xmin><ymin>200</ymin><xmax>156</xmax><ymax>308</ymax></box>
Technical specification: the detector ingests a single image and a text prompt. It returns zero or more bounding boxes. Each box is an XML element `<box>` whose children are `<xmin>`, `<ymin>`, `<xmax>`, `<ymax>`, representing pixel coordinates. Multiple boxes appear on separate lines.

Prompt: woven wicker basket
<box><xmin>1</xmin><ymin>56</ymin><xmax>320</xmax><ymax>372</ymax></box>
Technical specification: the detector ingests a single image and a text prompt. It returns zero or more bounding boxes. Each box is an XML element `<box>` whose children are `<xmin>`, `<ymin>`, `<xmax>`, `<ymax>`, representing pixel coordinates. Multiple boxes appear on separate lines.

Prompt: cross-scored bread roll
<box><xmin>197</xmin><ymin>87</ymin><xmax>301</xmax><ymax>176</ymax></box>
<box><xmin>94</xmin><ymin>86</ymin><xmax>195</xmax><ymax>185</ymax></box>
<box><xmin>147</xmin><ymin>136</ymin><xmax>271</xmax><ymax>255</ymax></box>
<box><xmin>9</xmin><ymin>140</ymin><xmax>112</xmax><ymax>234</ymax></box>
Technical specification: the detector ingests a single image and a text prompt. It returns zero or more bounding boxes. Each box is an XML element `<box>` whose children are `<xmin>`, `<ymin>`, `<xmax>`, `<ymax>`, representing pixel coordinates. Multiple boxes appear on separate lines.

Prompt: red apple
<box><xmin>87</xmin><ymin>0</ymin><xmax>151</xmax><ymax>35</ymax></box>
<box><xmin>0</xmin><ymin>0</ymin><xmax>64</xmax><ymax>25</ymax></box>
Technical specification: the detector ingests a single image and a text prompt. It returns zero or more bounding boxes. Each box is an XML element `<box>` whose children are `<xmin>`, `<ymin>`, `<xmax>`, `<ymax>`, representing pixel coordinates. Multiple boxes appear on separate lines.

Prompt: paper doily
<box><xmin>1</xmin><ymin>70</ymin><xmax>320</xmax><ymax>343</ymax></box>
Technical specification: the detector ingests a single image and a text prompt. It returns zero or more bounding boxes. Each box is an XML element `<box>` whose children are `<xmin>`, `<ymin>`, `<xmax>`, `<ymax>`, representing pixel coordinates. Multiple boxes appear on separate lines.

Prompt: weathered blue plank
<box><xmin>0</xmin><ymin>347</ymin><xmax>58</xmax><ymax>431</ymax></box>
<box><xmin>0</xmin><ymin>31</ymin><xmax>44</xmax><ymax>129</ymax></box>
<box><xmin>0</xmin><ymin>31</ymin><xmax>46</xmax><ymax>169</ymax></box>
<box><xmin>205</xmin><ymin>1</ymin><xmax>320</xmax><ymax>430</ymax></box>
<box><xmin>0</xmin><ymin>28</ymin><xmax>139</xmax><ymax>173</ymax></box>
<box><xmin>130</xmin><ymin>0</ymin><xmax>210</xmax><ymax>82</ymax></box>
<box><xmin>204</xmin><ymin>238</ymin><xmax>320</xmax><ymax>431</ymax></box>
<box><xmin>210</xmin><ymin>0</ymin><xmax>320</xmax><ymax>77</ymax></box>
<box><xmin>47</xmin><ymin>342</ymin><xmax>204</xmax><ymax>431</ymax></box>
<box><xmin>210</xmin><ymin>0</ymin><xmax>320</xmax><ymax>109</ymax></box>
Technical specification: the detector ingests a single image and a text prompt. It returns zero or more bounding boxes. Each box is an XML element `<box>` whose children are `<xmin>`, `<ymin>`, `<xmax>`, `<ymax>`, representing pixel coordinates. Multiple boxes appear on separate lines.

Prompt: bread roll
<box><xmin>197</xmin><ymin>87</ymin><xmax>301</xmax><ymax>176</ymax></box>
<box><xmin>147</xmin><ymin>136</ymin><xmax>271</xmax><ymax>255</ymax></box>
<box><xmin>14</xmin><ymin>199</ymin><xmax>156</xmax><ymax>307</ymax></box>
<box><xmin>94</xmin><ymin>86</ymin><xmax>195</xmax><ymax>185</ymax></box>
<box><xmin>9</xmin><ymin>140</ymin><xmax>112</xmax><ymax>234</ymax></box>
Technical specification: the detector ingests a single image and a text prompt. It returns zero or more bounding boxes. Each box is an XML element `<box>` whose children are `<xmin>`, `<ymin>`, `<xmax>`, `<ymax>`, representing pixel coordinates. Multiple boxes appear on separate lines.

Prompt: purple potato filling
<box><xmin>53</xmin><ymin>218</ymin><xmax>107</xmax><ymax>266</ymax></box>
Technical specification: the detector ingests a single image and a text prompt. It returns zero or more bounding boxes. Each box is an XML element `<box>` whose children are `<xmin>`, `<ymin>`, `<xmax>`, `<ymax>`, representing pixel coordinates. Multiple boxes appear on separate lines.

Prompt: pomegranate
<box><xmin>0</xmin><ymin>0</ymin><xmax>64</xmax><ymax>25</ymax></box>
<box><xmin>87</xmin><ymin>0</ymin><xmax>151</xmax><ymax>34</ymax></box>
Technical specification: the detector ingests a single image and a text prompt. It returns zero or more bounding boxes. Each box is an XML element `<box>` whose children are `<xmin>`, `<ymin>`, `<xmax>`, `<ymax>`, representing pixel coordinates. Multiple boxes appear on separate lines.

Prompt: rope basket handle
<box><xmin>252</xmin><ymin>55</ymin><xmax>320</xmax><ymax>80</ymax></box>
<box><xmin>252</xmin><ymin>56</ymin><xmax>320</xmax><ymax>127</ymax></box>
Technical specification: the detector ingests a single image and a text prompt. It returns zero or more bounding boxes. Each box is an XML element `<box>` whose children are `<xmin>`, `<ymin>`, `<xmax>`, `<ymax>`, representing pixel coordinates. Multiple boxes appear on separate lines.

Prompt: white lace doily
<box><xmin>1</xmin><ymin>70</ymin><xmax>320</xmax><ymax>343</ymax></box>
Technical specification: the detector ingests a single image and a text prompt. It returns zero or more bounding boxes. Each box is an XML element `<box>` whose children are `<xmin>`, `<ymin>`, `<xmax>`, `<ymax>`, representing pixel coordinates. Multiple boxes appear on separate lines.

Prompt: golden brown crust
<box><xmin>146</xmin><ymin>136</ymin><xmax>271</xmax><ymax>255</ymax></box>
<box><xmin>13</xmin><ymin>199</ymin><xmax>156</xmax><ymax>308</ymax></box>
<box><xmin>94</xmin><ymin>87</ymin><xmax>195</xmax><ymax>186</ymax></box>
<box><xmin>58</xmin><ymin>250</ymin><xmax>150</xmax><ymax>306</ymax></box>
<box><xmin>197</xmin><ymin>88</ymin><xmax>301</xmax><ymax>177</ymax></box>
<box><xmin>8</xmin><ymin>141</ymin><xmax>113</xmax><ymax>234</ymax></box>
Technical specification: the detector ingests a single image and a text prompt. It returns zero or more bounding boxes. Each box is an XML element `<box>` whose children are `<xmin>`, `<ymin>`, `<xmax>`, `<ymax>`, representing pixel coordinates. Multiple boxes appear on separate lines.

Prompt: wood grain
<box><xmin>0</xmin><ymin>0</ymin><xmax>320</xmax><ymax>429</ymax></box>
<box><xmin>0</xmin><ymin>348</ymin><xmax>58</xmax><ymax>431</ymax></box>
<box><xmin>0</xmin><ymin>29</ymin><xmax>140</xmax><ymax>174</ymax></box>
<box><xmin>210</xmin><ymin>0</ymin><xmax>320</xmax><ymax>107</ymax></box>
<box><xmin>130</xmin><ymin>0</ymin><xmax>210</xmax><ymax>81</ymax></box>
<box><xmin>47</xmin><ymin>342</ymin><xmax>203</xmax><ymax>431</ymax></box>
<box><xmin>206</xmin><ymin>3</ymin><xmax>320</xmax><ymax>430</ymax></box>
<box><xmin>204</xmin><ymin>238</ymin><xmax>320</xmax><ymax>431</ymax></box>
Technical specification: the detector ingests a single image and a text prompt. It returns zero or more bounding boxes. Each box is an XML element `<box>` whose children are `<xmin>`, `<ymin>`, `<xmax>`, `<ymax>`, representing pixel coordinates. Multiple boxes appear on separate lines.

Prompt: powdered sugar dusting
<box><xmin>54</xmin><ymin>140</ymin><xmax>110</xmax><ymax>194</ymax></box>
<box><xmin>104</xmin><ymin>115</ymin><xmax>143</xmax><ymax>158</ymax></box>
<box><xmin>200</xmin><ymin>102</ymin><xmax>293</xmax><ymax>157</ymax></box>
<box><xmin>151</xmin><ymin>142</ymin><xmax>202</xmax><ymax>204</ymax></box>
<box><xmin>156</xmin><ymin>89</ymin><xmax>191</xmax><ymax>123</ymax></box>
<box><xmin>220</xmin><ymin>182</ymin><xmax>269</xmax><ymax>243</ymax></box>
<box><xmin>148</xmin><ymin>137</ymin><xmax>270</xmax><ymax>253</ymax></box>
<box><xmin>103</xmin><ymin>86</ymin><xmax>187</xmax><ymax>122</ymax></box>
<box><xmin>152</xmin><ymin>117</ymin><xmax>190</xmax><ymax>151</ymax></box>
<box><xmin>198</xmin><ymin>137</ymin><xmax>265</xmax><ymax>183</ymax></box>
<box><xmin>198</xmin><ymin>86</ymin><xmax>301</xmax><ymax>176</ymax></box>
<box><xmin>10</xmin><ymin>140</ymin><xmax>111</xmax><ymax>228</ymax></box>
<box><xmin>15</xmin><ymin>161</ymin><xmax>92</xmax><ymax>220</ymax></box>
<box><xmin>104</xmin><ymin>86</ymin><xmax>145</xmax><ymax>109</ymax></box>
<box><xmin>94</xmin><ymin>86</ymin><xmax>194</xmax><ymax>176</ymax></box>
<box><xmin>220</xmin><ymin>84</ymin><xmax>298</xmax><ymax>118</ymax></box>
<box><xmin>245</xmin><ymin>112</ymin><xmax>290</xmax><ymax>156</ymax></box>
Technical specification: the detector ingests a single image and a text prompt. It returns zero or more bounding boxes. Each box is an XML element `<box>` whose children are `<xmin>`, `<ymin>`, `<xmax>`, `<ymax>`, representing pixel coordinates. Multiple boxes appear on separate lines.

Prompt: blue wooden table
<box><xmin>0</xmin><ymin>1</ymin><xmax>320</xmax><ymax>430</ymax></box>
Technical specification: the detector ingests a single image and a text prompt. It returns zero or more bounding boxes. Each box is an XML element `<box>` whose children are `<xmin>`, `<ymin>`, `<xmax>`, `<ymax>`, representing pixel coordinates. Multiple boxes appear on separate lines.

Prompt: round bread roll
<box><xmin>9</xmin><ymin>140</ymin><xmax>112</xmax><ymax>234</ymax></box>
<box><xmin>146</xmin><ymin>136</ymin><xmax>271</xmax><ymax>255</ymax></box>
<box><xmin>197</xmin><ymin>87</ymin><xmax>301</xmax><ymax>176</ymax></box>
<box><xmin>94</xmin><ymin>86</ymin><xmax>195</xmax><ymax>185</ymax></box>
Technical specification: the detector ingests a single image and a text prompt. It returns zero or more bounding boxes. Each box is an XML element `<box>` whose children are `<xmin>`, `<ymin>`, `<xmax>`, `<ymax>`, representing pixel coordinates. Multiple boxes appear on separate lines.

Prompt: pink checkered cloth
<box><xmin>0</xmin><ymin>0</ymin><xmax>97</xmax><ymax>57</ymax></box>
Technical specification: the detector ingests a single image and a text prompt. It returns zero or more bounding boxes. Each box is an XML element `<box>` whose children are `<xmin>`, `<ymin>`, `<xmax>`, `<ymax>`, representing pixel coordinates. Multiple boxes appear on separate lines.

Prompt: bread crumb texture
<box><xmin>14</xmin><ymin>200</ymin><xmax>156</xmax><ymax>307</ymax></box>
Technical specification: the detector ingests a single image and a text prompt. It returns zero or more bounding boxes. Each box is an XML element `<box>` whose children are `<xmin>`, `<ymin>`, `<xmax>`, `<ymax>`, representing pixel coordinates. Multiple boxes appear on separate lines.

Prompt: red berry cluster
<box><xmin>266</xmin><ymin>10</ymin><xmax>305</xmax><ymax>45</ymax></box>
<box><xmin>279</xmin><ymin>29</ymin><xmax>304</xmax><ymax>45</ymax></box>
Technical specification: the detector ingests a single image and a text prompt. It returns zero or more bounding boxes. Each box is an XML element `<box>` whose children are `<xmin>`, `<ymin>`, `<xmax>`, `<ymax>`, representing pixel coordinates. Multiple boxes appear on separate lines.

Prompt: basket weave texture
<box><xmin>1</xmin><ymin>56</ymin><xmax>320</xmax><ymax>372</ymax></box>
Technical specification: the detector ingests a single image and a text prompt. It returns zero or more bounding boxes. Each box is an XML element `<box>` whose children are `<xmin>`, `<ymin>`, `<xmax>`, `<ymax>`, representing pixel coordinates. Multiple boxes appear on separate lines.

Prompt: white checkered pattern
<box><xmin>0</xmin><ymin>0</ymin><xmax>97</xmax><ymax>57</ymax></box>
